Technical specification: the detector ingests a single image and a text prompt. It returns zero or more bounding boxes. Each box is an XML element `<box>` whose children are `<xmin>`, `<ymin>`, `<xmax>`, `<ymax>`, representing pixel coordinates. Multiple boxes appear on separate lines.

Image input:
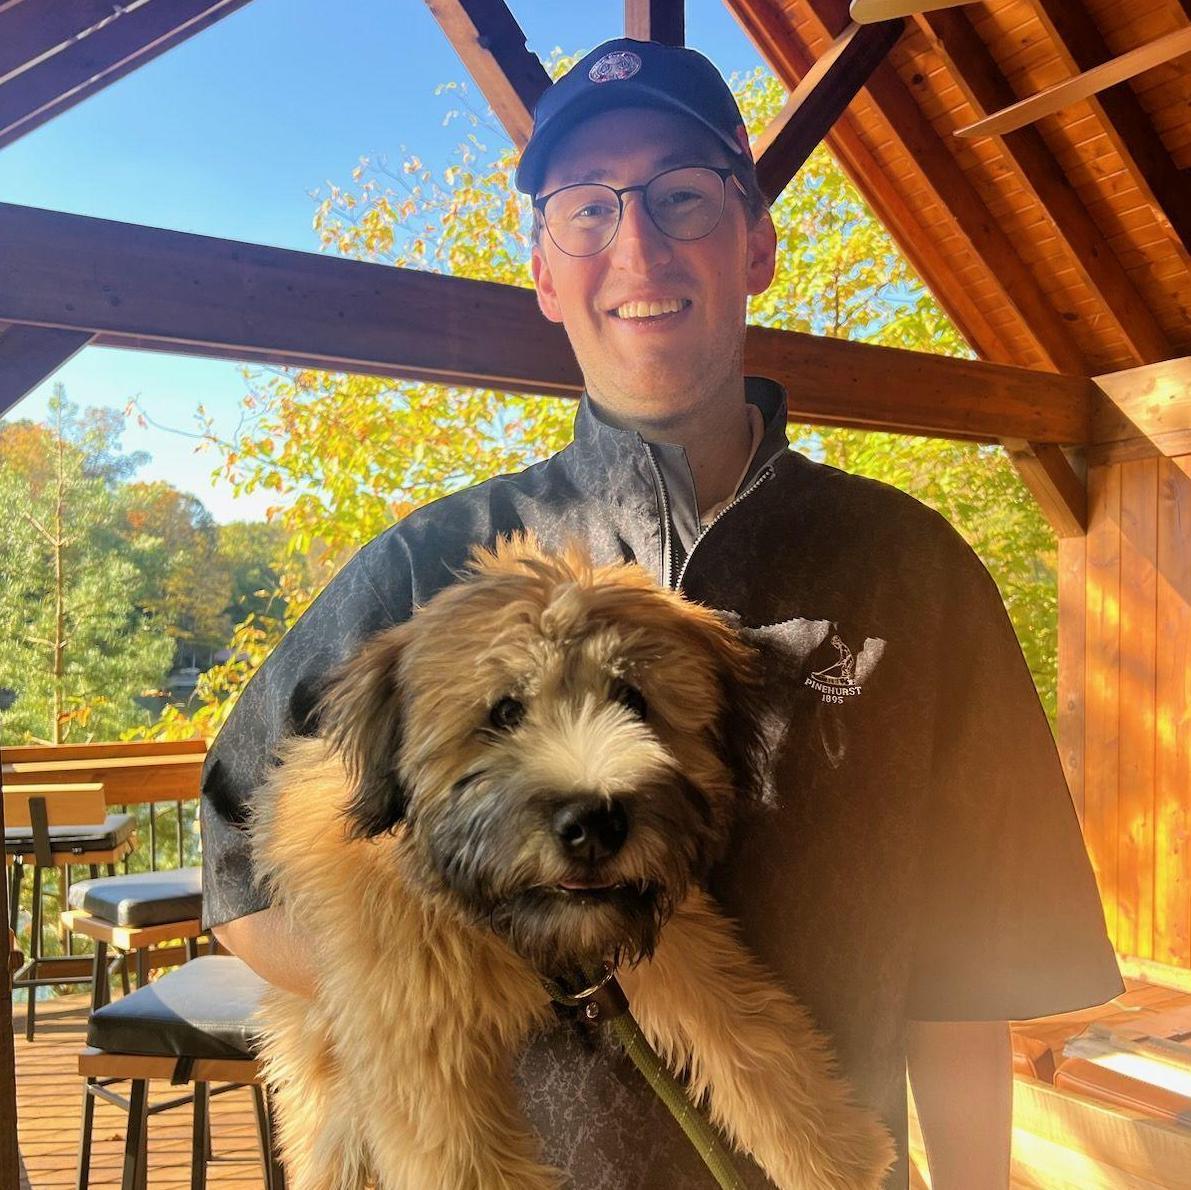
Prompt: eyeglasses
<box><xmin>534</xmin><ymin>165</ymin><xmax>747</xmax><ymax>258</ymax></box>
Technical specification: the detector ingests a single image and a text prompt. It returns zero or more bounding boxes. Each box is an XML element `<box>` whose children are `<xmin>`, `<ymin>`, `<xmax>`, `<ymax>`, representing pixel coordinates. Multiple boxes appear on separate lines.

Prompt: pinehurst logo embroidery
<box><xmin>804</xmin><ymin>631</ymin><xmax>885</xmax><ymax>705</ymax></box>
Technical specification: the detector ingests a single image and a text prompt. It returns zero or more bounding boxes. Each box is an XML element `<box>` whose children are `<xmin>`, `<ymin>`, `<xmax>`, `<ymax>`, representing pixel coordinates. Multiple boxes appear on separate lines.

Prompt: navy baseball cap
<box><xmin>514</xmin><ymin>38</ymin><xmax>753</xmax><ymax>197</ymax></box>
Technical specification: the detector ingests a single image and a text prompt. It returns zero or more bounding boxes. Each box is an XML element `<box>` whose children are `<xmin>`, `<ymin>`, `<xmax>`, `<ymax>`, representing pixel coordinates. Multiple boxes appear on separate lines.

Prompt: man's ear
<box><xmin>745</xmin><ymin>208</ymin><xmax>778</xmax><ymax>297</ymax></box>
<box><xmin>531</xmin><ymin>242</ymin><xmax>565</xmax><ymax>324</ymax></box>
<box><xmin>318</xmin><ymin>624</ymin><xmax>412</xmax><ymax>837</ymax></box>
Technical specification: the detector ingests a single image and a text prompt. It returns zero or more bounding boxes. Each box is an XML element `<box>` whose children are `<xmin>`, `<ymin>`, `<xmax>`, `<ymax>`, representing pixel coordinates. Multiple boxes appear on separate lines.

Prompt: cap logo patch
<box><xmin>588</xmin><ymin>50</ymin><xmax>642</xmax><ymax>84</ymax></box>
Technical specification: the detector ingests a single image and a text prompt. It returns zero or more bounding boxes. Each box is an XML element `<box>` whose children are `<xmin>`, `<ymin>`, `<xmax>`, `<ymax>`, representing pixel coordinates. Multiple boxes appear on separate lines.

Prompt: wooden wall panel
<box><xmin>1057</xmin><ymin>536</ymin><xmax>1086</xmax><ymax>820</ymax></box>
<box><xmin>1085</xmin><ymin>465</ymin><xmax>1121</xmax><ymax>942</ymax></box>
<box><xmin>1077</xmin><ymin>457</ymin><xmax>1191</xmax><ymax>969</ymax></box>
<box><xmin>1116</xmin><ymin>458</ymin><xmax>1157</xmax><ymax>959</ymax></box>
<box><xmin>1154</xmin><ymin>457</ymin><xmax>1191</xmax><ymax>968</ymax></box>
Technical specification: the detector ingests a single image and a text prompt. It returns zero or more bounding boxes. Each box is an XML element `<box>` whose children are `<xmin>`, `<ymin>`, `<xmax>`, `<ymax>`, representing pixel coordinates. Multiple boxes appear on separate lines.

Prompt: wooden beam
<box><xmin>0</xmin><ymin>202</ymin><xmax>1093</xmax><ymax>443</ymax></box>
<box><xmin>423</xmin><ymin>0</ymin><xmax>550</xmax><ymax>149</ymax></box>
<box><xmin>1032</xmin><ymin>0</ymin><xmax>1191</xmax><ymax>258</ymax></box>
<box><xmin>0</xmin><ymin>0</ymin><xmax>144</xmax><ymax>82</ymax></box>
<box><xmin>753</xmin><ymin>17</ymin><xmax>904</xmax><ymax>204</ymax></box>
<box><xmin>625</xmin><ymin>0</ymin><xmax>685</xmax><ymax>46</ymax></box>
<box><xmin>1002</xmin><ymin>440</ymin><xmax>1088</xmax><ymax>537</ymax></box>
<box><xmin>0</xmin><ymin>0</ymin><xmax>252</xmax><ymax>150</ymax></box>
<box><xmin>1089</xmin><ymin>356</ymin><xmax>1191</xmax><ymax>465</ymax></box>
<box><xmin>724</xmin><ymin>0</ymin><xmax>1019</xmax><ymax>367</ymax></box>
<box><xmin>0</xmin><ymin>201</ymin><xmax>583</xmax><ymax>399</ymax></box>
<box><xmin>0</xmin><ymin>322</ymin><xmax>92</xmax><ymax>416</ymax></box>
<box><xmin>955</xmin><ymin>27</ymin><xmax>1191</xmax><ymax>141</ymax></box>
<box><xmin>915</xmin><ymin>9</ymin><xmax>1171</xmax><ymax>366</ymax></box>
<box><xmin>744</xmin><ymin>325</ymin><xmax>1091</xmax><ymax>443</ymax></box>
<box><xmin>802</xmin><ymin>0</ymin><xmax>1088</xmax><ymax>375</ymax></box>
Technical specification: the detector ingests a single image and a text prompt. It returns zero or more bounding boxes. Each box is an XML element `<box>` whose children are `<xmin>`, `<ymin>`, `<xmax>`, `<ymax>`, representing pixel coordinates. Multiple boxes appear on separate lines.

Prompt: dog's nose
<box><xmin>552</xmin><ymin>798</ymin><xmax>629</xmax><ymax>863</ymax></box>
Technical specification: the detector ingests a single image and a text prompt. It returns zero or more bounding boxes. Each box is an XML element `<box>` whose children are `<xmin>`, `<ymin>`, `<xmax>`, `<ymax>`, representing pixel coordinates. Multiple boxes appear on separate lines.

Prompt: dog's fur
<box><xmin>250</xmin><ymin>536</ymin><xmax>894</xmax><ymax>1189</ymax></box>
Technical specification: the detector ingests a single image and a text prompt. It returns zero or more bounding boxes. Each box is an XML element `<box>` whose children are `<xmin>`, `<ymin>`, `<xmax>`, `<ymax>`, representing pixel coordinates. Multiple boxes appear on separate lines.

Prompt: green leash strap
<box><xmin>542</xmin><ymin>966</ymin><xmax>748</xmax><ymax>1190</ymax></box>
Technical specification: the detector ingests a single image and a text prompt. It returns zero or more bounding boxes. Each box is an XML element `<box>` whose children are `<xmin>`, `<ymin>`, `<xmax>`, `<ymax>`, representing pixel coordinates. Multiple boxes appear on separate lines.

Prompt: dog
<box><xmin>249</xmin><ymin>535</ymin><xmax>894</xmax><ymax>1189</ymax></box>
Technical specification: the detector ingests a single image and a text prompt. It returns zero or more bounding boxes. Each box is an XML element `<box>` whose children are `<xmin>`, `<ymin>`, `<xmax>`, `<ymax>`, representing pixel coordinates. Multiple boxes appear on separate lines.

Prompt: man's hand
<box><xmin>212</xmin><ymin>905</ymin><xmax>317</xmax><ymax>998</ymax></box>
<box><xmin>906</xmin><ymin>1019</ymin><xmax>1012</xmax><ymax>1190</ymax></box>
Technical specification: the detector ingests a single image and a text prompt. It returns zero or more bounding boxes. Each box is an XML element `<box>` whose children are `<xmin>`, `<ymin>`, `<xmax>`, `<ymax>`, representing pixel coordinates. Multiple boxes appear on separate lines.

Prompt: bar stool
<box><xmin>79</xmin><ymin>954</ymin><xmax>285</xmax><ymax>1190</ymax></box>
<box><xmin>61</xmin><ymin>865</ymin><xmax>206</xmax><ymax>1009</ymax></box>
<box><xmin>5</xmin><ymin>783</ymin><xmax>136</xmax><ymax>1039</ymax></box>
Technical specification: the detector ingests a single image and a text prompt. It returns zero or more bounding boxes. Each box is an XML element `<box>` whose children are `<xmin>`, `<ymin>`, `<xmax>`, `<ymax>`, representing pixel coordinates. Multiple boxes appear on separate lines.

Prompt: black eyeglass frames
<box><xmin>533</xmin><ymin>165</ymin><xmax>747</xmax><ymax>258</ymax></box>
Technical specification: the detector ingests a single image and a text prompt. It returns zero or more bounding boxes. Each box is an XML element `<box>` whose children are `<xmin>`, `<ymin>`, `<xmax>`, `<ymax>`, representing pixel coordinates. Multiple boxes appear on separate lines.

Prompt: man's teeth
<box><xmin>614</xmin><ymin>298</ymin><xmax>688</xmax><ymax>319</ymax></box>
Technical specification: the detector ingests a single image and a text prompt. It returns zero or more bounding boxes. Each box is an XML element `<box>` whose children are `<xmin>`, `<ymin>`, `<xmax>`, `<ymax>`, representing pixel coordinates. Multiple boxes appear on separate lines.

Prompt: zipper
<box><xmin>643</xmin><ymin>443</ymin><xmax>674</xmax><ymax>589</ymax></box>
<box><xmin>675</xmin><ymin>464</ymin><xmax>776</xmax><ymax>591</ymax></box>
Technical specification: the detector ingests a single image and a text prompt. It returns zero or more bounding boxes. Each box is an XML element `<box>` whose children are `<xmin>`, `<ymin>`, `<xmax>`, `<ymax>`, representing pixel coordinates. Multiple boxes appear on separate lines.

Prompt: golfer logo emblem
<box><xmin>589</xmin><ymin>50</ymin><xmax>642</xmax><ymax>84</ymax></box>
<box><xmin>804</xmin><ymin>629</ymin><xmax>884</xmax><ymax>705</ymax></box>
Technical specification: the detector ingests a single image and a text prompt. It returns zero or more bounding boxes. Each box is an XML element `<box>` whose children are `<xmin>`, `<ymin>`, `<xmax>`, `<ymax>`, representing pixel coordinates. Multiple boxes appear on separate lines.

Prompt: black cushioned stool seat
<box><xmin>87</xmin><ymin>955</ymin><xmax>264</xmax><ymax>1058</ymax></box>
<box><xmin>5</xmin><ymin>813</ymin><xmax>136</xmax><ymax>856</ymax></box>
<box><xmin>69</xmin><ymin>865</ymin><xmax>203</xmax><ymax>928</ymax></box>
<box><xmin>78</xmin><ymin>955</ymin><xmax>284</xmax><ymax>1190</ymax></box>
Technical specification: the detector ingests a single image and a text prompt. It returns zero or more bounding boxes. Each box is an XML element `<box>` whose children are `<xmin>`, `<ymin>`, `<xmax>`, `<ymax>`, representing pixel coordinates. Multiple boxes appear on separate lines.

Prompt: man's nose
<box><xmin>608</xmin><ymin>192</ymin><xmax>672</xmax><ymax>273</ymax></box>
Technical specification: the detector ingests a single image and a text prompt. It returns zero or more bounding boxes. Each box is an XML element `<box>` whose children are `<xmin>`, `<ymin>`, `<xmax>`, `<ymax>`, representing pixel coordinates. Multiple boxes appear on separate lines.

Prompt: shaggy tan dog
<box><xmin>250</xmin><ymin>536</ymin><xmax>893</xmax><ymax>1190</ymax></box>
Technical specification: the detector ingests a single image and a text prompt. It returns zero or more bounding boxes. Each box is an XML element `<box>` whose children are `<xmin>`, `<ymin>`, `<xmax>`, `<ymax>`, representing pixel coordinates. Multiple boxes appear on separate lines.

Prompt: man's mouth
<box><xmin>610</xmin><ymin>298</ymin><xmax>691</xmax><ymax>321</ymax></box>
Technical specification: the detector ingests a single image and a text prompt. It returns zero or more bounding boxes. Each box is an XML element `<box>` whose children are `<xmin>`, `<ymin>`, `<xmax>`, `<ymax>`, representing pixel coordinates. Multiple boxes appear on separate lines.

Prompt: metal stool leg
<box><xmin>191</xmin><ymin>1082</ymin><xmax>209</xmax><ymax>1190</ymax></box>
<box><xmin>266</xmin><ymin>1085</ymin><xmax>287</xmax><ymax>1190</ymax></box>
<box><xmin>252</xmin><ymin>1084</ymin><xmax>272</xmax><ymax>1187</ymax></box>
<box><xmin>26</xmin><ymin>864</ymin><xmax>43</xmax><ymax>1041</ymax></box>
<box><xmin>9</xmin><ymin>860</ymin><xmax>22</xmax><ymax>932</ymax></box>
<box><xmin>76</xmin><ymin>1078</ymin><xmax>96</xmax><ymax>1190</ymax></box>
<box><xmin>90</xmin><ymin>941</ymin><xmax>109</xmax><ymax>1012</ymax></box>
<box><xmin>121</xmin><ymin>1079</ymin><xmax>148</xmax><ymax>1190</ymax></box>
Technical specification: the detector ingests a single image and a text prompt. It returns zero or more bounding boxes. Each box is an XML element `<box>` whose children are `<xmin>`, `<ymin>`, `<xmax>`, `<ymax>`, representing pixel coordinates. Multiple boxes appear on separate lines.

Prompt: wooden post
<box><xmin>625</xmin><ymin>1</ymin><xmax>684</xmax><ymax>45</ymax></box>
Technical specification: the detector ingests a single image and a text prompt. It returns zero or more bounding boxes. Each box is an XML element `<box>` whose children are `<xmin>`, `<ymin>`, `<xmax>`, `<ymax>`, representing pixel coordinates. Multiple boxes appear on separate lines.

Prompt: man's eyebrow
<box><xmin>557</xmin><ymin>149</ymin><xmax>718</xmax><ymax>187</ymax></box>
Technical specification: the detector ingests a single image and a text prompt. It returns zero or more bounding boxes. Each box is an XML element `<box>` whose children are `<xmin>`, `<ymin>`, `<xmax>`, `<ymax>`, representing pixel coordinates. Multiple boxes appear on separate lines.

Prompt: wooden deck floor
<box><xmin>15</xmin><ymin>994</ymin><xmax>267</xmax><ymax>1188</ymax></box>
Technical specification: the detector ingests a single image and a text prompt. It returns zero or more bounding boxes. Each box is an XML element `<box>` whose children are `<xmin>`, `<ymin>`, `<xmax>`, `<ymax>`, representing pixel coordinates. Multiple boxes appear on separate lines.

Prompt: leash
<box><xmin>542</xmin><ymin>963</ymin><xmax>748</xmax><ymax>1190</ymax></box>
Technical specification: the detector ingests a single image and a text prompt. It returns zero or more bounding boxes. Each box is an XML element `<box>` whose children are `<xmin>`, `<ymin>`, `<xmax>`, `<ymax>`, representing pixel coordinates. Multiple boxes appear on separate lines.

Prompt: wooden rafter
<box><xmin>625</xmin><ymin>0</ymin><xmax>685</xmax><ymax>46</ymax></box>
<box><xmin>1031</xmin><ymin>0</ymin><xmax>1191</xmax><ymax>258</ymax></box>
<box><xmin>725</xmin><ymin>0</ymin><xmax>1017</xmax><ymax>366</ymax></box>
<box><xmin>424</xmin><ymin>0</ymin><xmax>550</xmax><ymax>149</ymax></box>
<box><xmin>955</xmin><ymin>27</ymin><xmax>1191</xmax><ymax>141</ymax></box>
<box><xmin>0</xmin><ymin>323</ymin><xmax>92</xmax><ymax>417</ymax></box>
<box><xmin>801</xmin><ymin>0</ymin><xmax>1088</xmax><ymax>375</ymax></box>
<box><xmin>0</xmin><ymin>201</ymin><xmax>1092</xmax><ymax>444</ymax></box>
<box><xmin>0</xmin><ymin>0</ymin><xmax>252</xmax><ymax>150</ymax></box>
<box><xmin>914</xmin><ymin>8</ymin><xmax>1172</xmax><ymax>366</ymax></box>
<box><xmin>753</xmin><ymin>17</ymin><xmax>903</xmax><ymax>204</ymax></box>
<box><xmin>1002</xmin><ymin>440</ymin><xmax>1088</xmax><ymax>538</ymax></box>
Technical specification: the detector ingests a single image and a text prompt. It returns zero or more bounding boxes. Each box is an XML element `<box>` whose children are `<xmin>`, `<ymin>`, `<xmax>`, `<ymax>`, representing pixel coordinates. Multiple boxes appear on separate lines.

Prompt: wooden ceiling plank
<box><xmin>955</xmin><ymin>27</ymin><xmax>1191</xmax><ymax>140</ymax></box>
<box><xmin>0</xmin><ymin>0</ymin><xmax>252</xmax><ymax>150</ymax></box>
<box><xmin>625</xmin><ymin>0</ymin><xmax>685</xmax><ymax>45</ymax></box>
<box><xmin>0</xmin><ymin>323</ymin><xmax>92</xmax><ymax>418</ymax></box>
<box><xmin>804</xmin><ymin>0</ymin><xmax>1088</xmax><ymax>374</ymax></box>
<box><xmin>423</xmin><ymin>0</ymin><xmax>550</xmax><ymax>149</ymax></box>
<box><xmin>0</xmin><ymin>201</ymin><xmax>1091</xmax><ymax>442</ymax></box>
<box><xmin>753</xmin><ymin>17</ymin><xmax>904</xmax><ymax>203</ymax></box>
<box><xmin>915</xmin><ymin>8</ymin><xmax>1172</xmax><ymax>366</ymax></box>
<box><xmin>724</xmin><ymin>0</ymin><xmax>1020</xmax><ymax>366</ymax></box>
<box><xmin>1031</xmin><ymin>0</ymin><xmax>1191</xmax><ymax>260</ymax></box>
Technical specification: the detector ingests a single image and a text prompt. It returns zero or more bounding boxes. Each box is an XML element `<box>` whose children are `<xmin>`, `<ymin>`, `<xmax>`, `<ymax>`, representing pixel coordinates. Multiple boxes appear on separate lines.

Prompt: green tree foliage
<box><xmin>0</xmin><ymin>387</ymin><xmax>175</xmax><ymax>743</ymax></box>
<box><xmin>119</xmin><ymin>481</ymin><xmax>234</xmax><ymax>666</ymax></box>
<box><xmin>147</xmin><ymin>60</ymin><xmax>1057</xmax><ymax>740</ymax></box>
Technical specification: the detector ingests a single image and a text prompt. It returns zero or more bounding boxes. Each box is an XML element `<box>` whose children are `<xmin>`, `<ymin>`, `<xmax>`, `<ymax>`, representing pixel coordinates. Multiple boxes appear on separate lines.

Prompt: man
<box><xmin>202</xmin><ymin>38</ymin><xmax>1121</xmax><ymax>1188</ymax></box>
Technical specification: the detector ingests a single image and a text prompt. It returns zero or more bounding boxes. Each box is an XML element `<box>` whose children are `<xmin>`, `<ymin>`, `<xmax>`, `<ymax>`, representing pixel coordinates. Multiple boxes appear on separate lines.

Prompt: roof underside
<box><xmin>729</xmin><ymin>0</ymin><xmax>1191</xmax><ymax>375</ymax></box>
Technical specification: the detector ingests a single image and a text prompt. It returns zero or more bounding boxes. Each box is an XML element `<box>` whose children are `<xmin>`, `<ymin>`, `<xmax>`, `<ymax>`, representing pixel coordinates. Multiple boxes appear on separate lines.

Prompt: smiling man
<box><xmin>202</xmin><ymin>38</ymin><xmax>1122</xmax><ymax>1189</ymax></box>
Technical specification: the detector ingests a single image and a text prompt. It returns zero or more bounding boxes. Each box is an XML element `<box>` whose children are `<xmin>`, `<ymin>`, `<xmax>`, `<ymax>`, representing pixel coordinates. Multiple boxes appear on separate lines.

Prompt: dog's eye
<box><xmin>612</xmin><ymin>682</ymin><xmax>647</xmax><ymax>720</ymax></box>
<box><xmin>489</xmin><ymin>697</ymin><xmax>526</xmax><ymax>731</ymax></box>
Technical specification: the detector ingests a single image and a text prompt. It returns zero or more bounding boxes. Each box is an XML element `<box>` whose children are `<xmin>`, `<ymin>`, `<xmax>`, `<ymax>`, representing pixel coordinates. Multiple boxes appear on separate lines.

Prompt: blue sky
<box><xmin>1</xmin><ymin>0</ymin><xmax>770</xmax><ymax>522</ymax></box>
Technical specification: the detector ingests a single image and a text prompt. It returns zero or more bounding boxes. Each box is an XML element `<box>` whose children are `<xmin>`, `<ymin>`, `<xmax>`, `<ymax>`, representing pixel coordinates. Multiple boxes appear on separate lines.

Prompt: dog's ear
<box><xmin>317</xmin><ymin>624</ymin><xmax>412</xmax><ymax>837</ymax></box>
<box><xmin>698</xmin><ymin>613</ymin><xmax>779</xmax><ymax>805</ymax></box>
